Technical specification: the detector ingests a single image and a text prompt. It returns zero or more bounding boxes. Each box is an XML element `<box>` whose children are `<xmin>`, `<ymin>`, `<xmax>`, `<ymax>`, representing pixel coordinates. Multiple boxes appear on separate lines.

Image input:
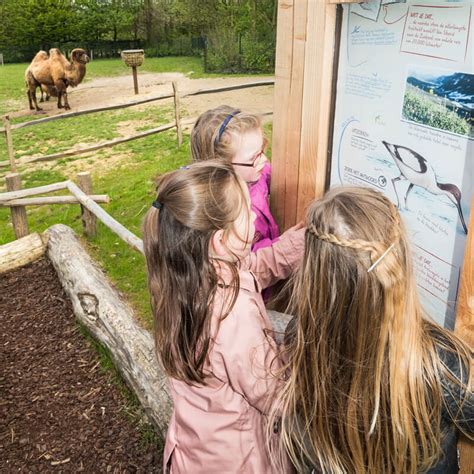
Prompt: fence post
<box><xmin>77</xmin><ymin>172</ymin><xmax>97</xmax><ymax>238</ymax></box>
<box><xmin>172</xmin><ymin>81</ymin><xmax>183</xmax><ymax>147</ymax></box>
<box><xmin>3</xmin><ymin>115</ymin><xmax>16</xmax><ymax>172</ymax></box>
<box><xmin>6</xmin><ymin>173</ymin><xmax>29</xmax><ymax>239</ymax></box>
<box><xmin>132</xmin><ymin>66</ymin><xmax>139</xmax><ymax>94</ymax></box>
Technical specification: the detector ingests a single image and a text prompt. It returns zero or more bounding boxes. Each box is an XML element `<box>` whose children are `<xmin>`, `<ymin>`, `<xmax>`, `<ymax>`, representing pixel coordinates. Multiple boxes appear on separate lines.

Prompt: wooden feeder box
<box><xmin>121</xmin><ymin>49</ymin><xmax>144</xmax><ymax>95</ymax></box>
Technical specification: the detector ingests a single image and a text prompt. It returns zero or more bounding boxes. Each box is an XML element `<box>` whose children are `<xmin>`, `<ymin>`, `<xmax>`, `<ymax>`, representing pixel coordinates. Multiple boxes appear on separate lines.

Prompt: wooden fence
<box><xmin>0</xmin><ymin>171</ymin><xmax>113</xmax><ymax>241</ymax></box>
<box><xmin>0</xmin><ymin>80</ymin><xmax>275</xmax><ymax>171</ymax></box>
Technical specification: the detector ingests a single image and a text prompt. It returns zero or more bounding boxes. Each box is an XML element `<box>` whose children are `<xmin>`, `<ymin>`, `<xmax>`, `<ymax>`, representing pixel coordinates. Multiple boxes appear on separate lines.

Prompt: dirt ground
<box><xmin>15</xmin><ymin>72</ymin><xmax>275</xmax><ymax>120</ymax></box>
<box><xmin>0</xmin><ymin>258</ymin><xmax>162</xmax><ymax>473</ymax></box>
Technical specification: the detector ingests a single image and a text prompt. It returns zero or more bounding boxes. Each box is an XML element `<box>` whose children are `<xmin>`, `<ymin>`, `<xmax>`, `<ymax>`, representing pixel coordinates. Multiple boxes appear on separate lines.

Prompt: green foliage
<box><xmin>402</xmin><ymin>86</ymin><xmax>472</xmax><ymax>138</ymax></box>
<box><xmin>0</xmin><ymin>0</ymin><xmax>277</xmax><ymax>73</ymax></box>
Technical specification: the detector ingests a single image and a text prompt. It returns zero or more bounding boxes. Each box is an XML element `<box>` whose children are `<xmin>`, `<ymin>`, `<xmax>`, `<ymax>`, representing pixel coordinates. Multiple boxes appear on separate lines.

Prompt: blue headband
<box><xmin>214</xmin><ymin>110</ymin><xmax>240</xmax><ymax>147</ymax></box>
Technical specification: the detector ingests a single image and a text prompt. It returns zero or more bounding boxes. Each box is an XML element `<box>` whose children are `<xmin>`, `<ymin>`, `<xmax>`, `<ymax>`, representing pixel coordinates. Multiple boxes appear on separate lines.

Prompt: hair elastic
<box><xmin>214</xmin><ymin>110</ymin><xmax>241</xmax><ymax>147</ymax></box>
<box><xmin>152</xmin><ymin>200</ymin><xmax>163</xmax><ymax>210</ymax></box>
<box><xmin>367</xmin><ymin>243</ymin><xmax>395</xmax><ymax>273</ymax></box>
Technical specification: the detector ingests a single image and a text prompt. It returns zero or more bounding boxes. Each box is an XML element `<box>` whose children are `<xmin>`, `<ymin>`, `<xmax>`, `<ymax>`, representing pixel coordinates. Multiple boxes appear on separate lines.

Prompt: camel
<box><xmin>26</xmin><ymin>48</ymin><xmax>90</xmax><ymax>111</ymax></box>
<box><xmin>24</xmin><ymin>51</ymin><xmax>55</xmax><ymax>103</ymax></box>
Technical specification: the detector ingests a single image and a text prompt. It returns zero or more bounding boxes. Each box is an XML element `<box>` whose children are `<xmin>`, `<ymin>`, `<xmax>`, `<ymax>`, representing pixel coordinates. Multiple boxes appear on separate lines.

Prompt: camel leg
<box><xmin>27</xmin><ymin>90</ymin><xmax>34</xmax><ymax>110</ymax></box>
<box><xmin>56</xmin><ymin>86</ymin><xmax>63</xmax><ymax>108</ymax></box>
<box><xmin>62</xmin><ymin>89</ymin><xmax>70</xmax><ymax>110</ymax></box>
<box><xmin>55</xmin><ymin>81</ymin><xmax>69</xmax><ymax>110</ymax></box>
<box><xmin>39</xmin><ymin>89</ymin><xmax>45</xmax><ymax>103</ymax></box>
<box><xmin>27</xmin><ymin>84</ymin><xmax>42</xmax><ymax>111</ymax></box>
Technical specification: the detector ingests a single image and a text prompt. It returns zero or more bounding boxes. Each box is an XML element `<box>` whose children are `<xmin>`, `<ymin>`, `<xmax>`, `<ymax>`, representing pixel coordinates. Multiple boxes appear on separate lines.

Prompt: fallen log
<box><xmin>0</xmin><ymin>232</ymin><xmax>46</xmax><ymax>274</ymax></box>
<box><xmin>44</xmin><ymin>224</ymin><xmax>292</xmax><ymax>438</ymax></box>
<box><xmin>45</xmin><ymin>224</ymin><xmax>172</xmax><ymax>436</ymax></box>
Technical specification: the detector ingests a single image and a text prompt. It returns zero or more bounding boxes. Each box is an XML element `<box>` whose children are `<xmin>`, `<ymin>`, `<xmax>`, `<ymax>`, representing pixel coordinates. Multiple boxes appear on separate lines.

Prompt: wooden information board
<box><xmin>271</xmin><ymin>0</ymin><xmax>472</xmax><ymax>470</ymax></box>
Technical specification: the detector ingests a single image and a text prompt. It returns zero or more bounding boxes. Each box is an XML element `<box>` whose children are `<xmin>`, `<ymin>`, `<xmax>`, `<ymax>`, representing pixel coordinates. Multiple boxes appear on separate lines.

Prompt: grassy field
<box><xmin>0</xmin><ymin>56</ymin><xmax>272</xmax><ymax>328</ymax></box>
<box><xmin>0</xmin><ymin>56</ymin><xmax>258</xmax><ymax>116</ymax></box>
<box><xmin>402</xmin><ymin>84</ymin><xmax>472</xmax><ymax>138</ymax></box>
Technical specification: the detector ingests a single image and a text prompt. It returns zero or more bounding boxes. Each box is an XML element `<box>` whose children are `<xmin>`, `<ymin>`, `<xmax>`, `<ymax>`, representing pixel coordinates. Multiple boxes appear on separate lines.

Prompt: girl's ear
<box><xmin>211</xmin><ymin>229</ymin><xmax>227</xmax><ymax>257</ymax></box>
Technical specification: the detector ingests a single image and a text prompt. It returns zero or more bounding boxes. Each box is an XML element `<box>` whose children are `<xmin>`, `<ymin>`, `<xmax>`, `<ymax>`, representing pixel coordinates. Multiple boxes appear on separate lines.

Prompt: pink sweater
<box><xmin>163</xmin><ymin>226</ymin><xmax>305</xmax><ymax>473</ymax></box>
<box><xmin>249</xmin><ymin>162</ymin><xmax>280</xmax><ymax>251</ymax></box>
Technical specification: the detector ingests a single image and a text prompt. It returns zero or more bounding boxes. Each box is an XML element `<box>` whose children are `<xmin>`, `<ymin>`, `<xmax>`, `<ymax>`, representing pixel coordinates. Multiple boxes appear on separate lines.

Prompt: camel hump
<box><xmin>31</xmin><ymin>50</ymin><xmax>49</xmax><ymax>64</ymax></box>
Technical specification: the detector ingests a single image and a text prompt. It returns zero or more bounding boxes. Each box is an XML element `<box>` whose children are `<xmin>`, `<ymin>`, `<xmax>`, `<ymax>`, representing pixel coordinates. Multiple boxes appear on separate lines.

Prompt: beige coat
<box><xmin>163</xmin><ymin>226</ymin><xmax>305</xmax><ymax>473</ymax></box>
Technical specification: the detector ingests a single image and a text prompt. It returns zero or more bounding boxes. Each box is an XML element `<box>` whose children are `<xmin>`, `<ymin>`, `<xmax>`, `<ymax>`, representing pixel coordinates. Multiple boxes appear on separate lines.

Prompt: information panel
<box><xmin>331</xmin><ymin>0</ymin><xmax>473</xmax><ymax>328</ymax></box>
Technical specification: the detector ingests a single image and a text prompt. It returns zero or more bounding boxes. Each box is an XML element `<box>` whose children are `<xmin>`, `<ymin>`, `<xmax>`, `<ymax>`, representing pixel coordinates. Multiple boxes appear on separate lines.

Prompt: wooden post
<box><xmin>6</xmin><ymin>173</ymin><xmax>29</xmax><ymax>239</ymax></box>
<box><xmin>172</xmin><ymin>81</ymin><xmax>183</xmax><ymax>147</ymax></box>
<box><xmin>455</xmin><ymin>196</ymin><xmax>474</xmax><ymax>474</ymax></box>
<box><xmin>77</xmin><ymin>172</ymin><xmax>97</xmax><ymax>238</ymax></box>
<box><xmin>271</xmin><ymin>0</ymin><xmax>338</xmax><ymax>230</ymax></box>
<box><xmin>132</xmin><ymin>66</ymin><xmax>139</xmax><ymax>94</ymax></box>
<box><xmin>3</xmin><ymin>115</ymin><xmax>16</xmax><ymax>172</ymax></box>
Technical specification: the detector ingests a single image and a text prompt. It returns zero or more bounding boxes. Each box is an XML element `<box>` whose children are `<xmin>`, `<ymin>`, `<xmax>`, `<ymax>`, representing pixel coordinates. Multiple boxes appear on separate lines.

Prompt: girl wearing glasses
<box><xmin>191</xmin><ymin>105</ymin><xmax>280</xmax><ymax>251</ymax></box>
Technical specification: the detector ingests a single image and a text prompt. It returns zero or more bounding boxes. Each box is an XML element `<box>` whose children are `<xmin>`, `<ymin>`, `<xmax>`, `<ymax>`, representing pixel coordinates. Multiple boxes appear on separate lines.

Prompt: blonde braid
<box><xmin>308</xmin><ymin>223</ymin><xmax>380</xmax><ymax>253</ymax></box>
<box><xmin>308</xmin><ymin>223</ymin><xmax>398</xmax><ymax>273</ymax></box>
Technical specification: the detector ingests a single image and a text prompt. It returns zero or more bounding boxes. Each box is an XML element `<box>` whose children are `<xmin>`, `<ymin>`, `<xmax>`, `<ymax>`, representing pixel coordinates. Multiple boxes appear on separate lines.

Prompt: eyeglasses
<box><xmin>232</xmin><ymin>149</ymin><xmax>266</xmax><ymax>168</ymax></box>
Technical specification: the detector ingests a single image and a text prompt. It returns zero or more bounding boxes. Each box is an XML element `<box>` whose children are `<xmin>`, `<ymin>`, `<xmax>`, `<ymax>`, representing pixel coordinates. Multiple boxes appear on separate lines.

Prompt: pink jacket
<box><xmin>163</xmin><ymin>227</ymin><xmax>305</xmax><ymax>473</ymax></box>
<box><xmin>249</xmin><ymin>162</ymin><xmax>280</xmax><ymax>252</ymax></box>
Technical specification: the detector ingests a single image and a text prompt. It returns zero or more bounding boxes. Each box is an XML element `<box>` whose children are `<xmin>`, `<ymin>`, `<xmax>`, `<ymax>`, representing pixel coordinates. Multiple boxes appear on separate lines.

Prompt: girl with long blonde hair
<box><xmin>270</xmin><ymin>186</ymin><xmax>473</xmax><ymax>473</ymax></box>
<box><xmin>142</xmin><ymin>161</ymin><xmax>304</xmax><ymax>473</ymax></box>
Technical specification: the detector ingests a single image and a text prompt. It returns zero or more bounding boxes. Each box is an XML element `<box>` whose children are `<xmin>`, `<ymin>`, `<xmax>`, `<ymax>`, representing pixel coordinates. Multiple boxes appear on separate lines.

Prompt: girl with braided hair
<box><xmin>268</xmin><ymin>186</ymin><xmax>473</xmax><ymax>474</ymax></box>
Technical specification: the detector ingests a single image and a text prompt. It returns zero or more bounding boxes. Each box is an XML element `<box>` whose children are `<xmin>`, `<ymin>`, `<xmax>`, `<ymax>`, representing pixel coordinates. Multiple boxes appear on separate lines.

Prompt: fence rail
<box><xmin>1</xmin><ymin>172</ymin><xmax>107</xmax><ymax>240</ymax></box>
<box><xmin>0</xmin><ymin>80</ymin><xmax>274</xmax><ymax>133</ymax></box>
<box><xmin>1</xmin><ymin>79</ymin><xmax>275</xmax><ymax>171</ymax></box>
<box><xmin>1</xmin><ymin>78</ymin><xmax>275</xmax><ymax>249</ymax></box>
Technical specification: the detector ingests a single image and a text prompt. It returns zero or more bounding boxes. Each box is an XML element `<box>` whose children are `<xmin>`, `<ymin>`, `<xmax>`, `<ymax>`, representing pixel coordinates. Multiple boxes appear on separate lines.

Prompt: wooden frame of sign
<box><xmin>270</xmin><ymin>0</ymin><xmax>473</xmax><ymax>471</ymax></box>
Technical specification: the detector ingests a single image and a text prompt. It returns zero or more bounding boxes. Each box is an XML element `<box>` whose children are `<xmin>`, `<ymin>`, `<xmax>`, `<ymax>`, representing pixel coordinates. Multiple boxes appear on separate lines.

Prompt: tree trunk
<box><xmin>0</xmin><ymin>232</ymin><xmax>46</xmax><ymax>275</ymax></box>
<box><xmin>45</xmin><ymin>224</ymin><xmax>172</xmax><ymax>437</ymax></box>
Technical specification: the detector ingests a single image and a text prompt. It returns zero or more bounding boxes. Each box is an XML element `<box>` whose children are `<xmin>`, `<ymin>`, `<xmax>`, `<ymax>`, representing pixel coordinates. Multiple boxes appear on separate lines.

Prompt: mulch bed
<box><xmin>0</xmin><ymin>257</ymin><xmax>162</xmax><ymax>472</ymax></box>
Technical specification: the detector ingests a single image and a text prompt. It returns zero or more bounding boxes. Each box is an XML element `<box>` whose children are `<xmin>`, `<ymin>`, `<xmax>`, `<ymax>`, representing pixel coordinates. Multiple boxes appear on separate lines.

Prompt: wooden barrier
<box><xmin>2</xmin><ymin>115</ymin><xmax>16</xmax><ymax>172</ymax></box>
<box><xmin>0</xmin><ymin>232</ymin><xmax>46</xmax><ymax>274</ymax></box>
<box><xmin>6</xmin><ymin>173</ymin><xmax>29</xmax><ymax>238</ymax></box>
<box><xmin>455</xmin><ymin>197</ymin><xmax>474</xmax><ymax>474</ymax></box>
<box><xmin>0</xmin><ymin>80</ymin><xmax>275</xmax><ymax>171</ymax></box>
<box><xmin>172</xmin><ymin>81</ymin><xmax>183</xmax><ymax>147</ymax></box>
<box><xmin>0</xmin><ymin>195</ymin><xmax>108</xmax><ymax>207</ymax></box>
<box><xmin>77</xmin><ymin>172</ymin><xmax>97</xmax><ymax>238</ymax></box>
<box><xmin>1</xmin><ymin>174</ymin><xmax>109</xmax><ymax>240</ymax></box>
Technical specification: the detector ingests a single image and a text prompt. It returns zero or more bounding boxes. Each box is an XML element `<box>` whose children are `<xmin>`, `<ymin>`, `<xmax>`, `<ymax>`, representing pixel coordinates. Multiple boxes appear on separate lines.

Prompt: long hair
<box><xmin>190</xmin><ymin>105</ymin><xmax>263</xmax><ymax>162</ymax></box>
<box><xmin>269</xmin><ymin>186</ymin><xmax>472</xmax><ymax>473</ymax></box>
<box><xmin>142</xmin><ymin>161</ymin><xmax>249</xmax><ymax>384</ymax></box>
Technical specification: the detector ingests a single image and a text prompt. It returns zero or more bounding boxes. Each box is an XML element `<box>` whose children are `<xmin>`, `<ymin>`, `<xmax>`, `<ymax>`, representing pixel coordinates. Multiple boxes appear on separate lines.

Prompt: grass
<box><xmin>402</xmin><ymin>85</ymin><xmax>472</xmax><ymax>138</ymax></box>
<box><xmin>0</xmin><ymin>121</ymin><xmax>190</xmax><ymax>326</ymax></box>
<box><xmin>0</xmin><ymin>56</ymin><xmax>268</xmax><ymax>116</ymax></box>
<box><xmin>0</xmin><ymin>56</ymin><xmax>273</xmax><ymax>327</ymax></box>
<box><xmin>0</xmin><ymin>55</ymin><xmax>272</xmax><ymax>454</ymax></box>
